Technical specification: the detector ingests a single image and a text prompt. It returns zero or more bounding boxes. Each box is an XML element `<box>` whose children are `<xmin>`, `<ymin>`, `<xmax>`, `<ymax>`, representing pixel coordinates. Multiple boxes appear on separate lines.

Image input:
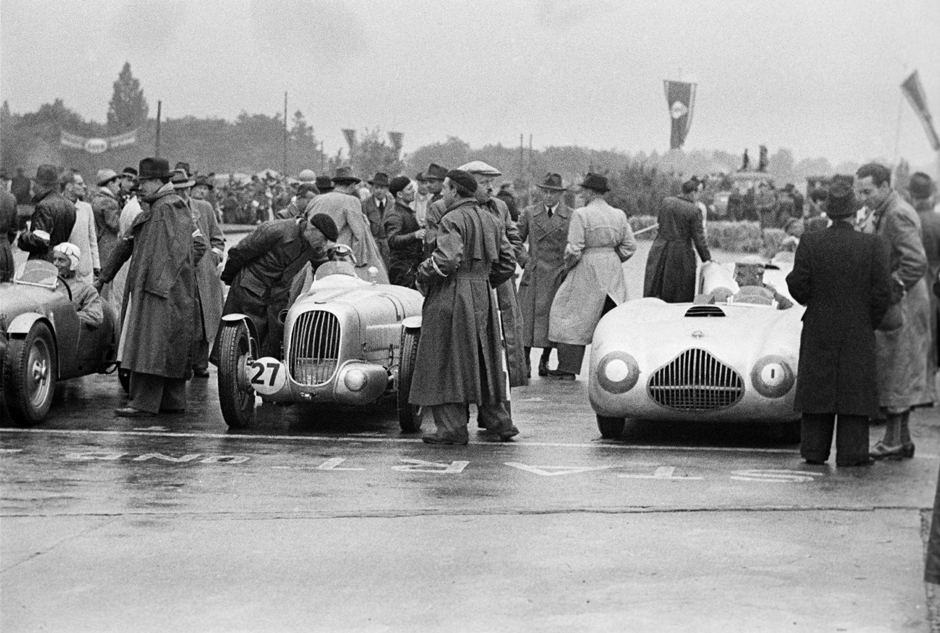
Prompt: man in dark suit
<box><xmin>786</xmin><ymin>177</ymin><xmax>892</xmax><ymax>466</ymax></box>
<box><xmin>362</xmin><ymin>172</ymin><xmax>392</xmax><ymax>268</ymax></box>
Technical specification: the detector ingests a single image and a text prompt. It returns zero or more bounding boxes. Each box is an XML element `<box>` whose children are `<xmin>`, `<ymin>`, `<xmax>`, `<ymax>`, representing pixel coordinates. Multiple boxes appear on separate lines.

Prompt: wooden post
<box><xmin>283</xmin><ymin>92</ymin><xmax>288</xmax><ymax>176</ymax></box>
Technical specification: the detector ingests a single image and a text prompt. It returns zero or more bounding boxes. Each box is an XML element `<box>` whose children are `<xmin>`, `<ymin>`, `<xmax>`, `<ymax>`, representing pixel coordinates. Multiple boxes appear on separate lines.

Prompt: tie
<box><xmin>547</xmin><ymin>206</ymin><xmax>553</xmax><ymax>218</ymax></box>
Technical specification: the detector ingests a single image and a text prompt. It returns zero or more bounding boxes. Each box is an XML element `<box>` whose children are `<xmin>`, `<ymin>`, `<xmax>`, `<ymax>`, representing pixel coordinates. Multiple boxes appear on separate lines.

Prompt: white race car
<box><xmin>588</xmin><ymin>255</ymin><xmax>804</xmax><ymax>438</ymax></box>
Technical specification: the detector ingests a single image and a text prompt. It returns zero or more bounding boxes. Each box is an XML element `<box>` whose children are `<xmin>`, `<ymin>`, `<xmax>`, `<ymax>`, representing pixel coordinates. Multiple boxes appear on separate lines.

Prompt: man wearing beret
<box><xmin>97</xmin><ymin>157</ymin><xmax>208</xmax><ymax>418</ymax></box>
<box><xmin>786</xmin><ymin>178</ymin><xmax>892</xmax><ymax>466</ymax></box>
<box><xmin>856</xmin><ymin>162</ymin><xmax>930</xmax><ymax>459</ymax></box>
<box><xmin>409</xmin><ymin>169</ymin><xmax>519</xmax><ymax>444</ymax></box>
<box><xmin>216</xmin><ymin>212</ymin><xmax>337</xmax><ymax>360</ymax></box>
<box><xmin>18</xmin><ymin>164</ymin><xmax>76</xmax><ymax>261</ymax></box>
<box><xmin>383</xmin><ymin>176</ymin><xmax>425</xmax><ymax>288</ymax></box>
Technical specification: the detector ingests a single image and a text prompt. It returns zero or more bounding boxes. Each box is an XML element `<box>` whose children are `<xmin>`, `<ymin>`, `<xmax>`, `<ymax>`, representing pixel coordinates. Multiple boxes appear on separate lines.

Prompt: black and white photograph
<box><xmin>1</xmin><ymin>0</ymin><xmax>940</xmax><ymax>630</ymax></box>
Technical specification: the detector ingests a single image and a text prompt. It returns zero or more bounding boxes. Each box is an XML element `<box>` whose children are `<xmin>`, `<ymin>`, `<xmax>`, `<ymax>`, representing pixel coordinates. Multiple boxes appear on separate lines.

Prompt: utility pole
<box><xmin>519</xmin><ymin>134</ymin><xmax>524</xmax><ymax>185</ymax></box>
<box><xmin>283</xmin><ymin>92</ymin><xmax>289</xmax><ymax>176</ymax></box>
<box><xmin>154</xmin><ymin>100</ymin><xmax>162</xmax><ymax>158</ymax></box>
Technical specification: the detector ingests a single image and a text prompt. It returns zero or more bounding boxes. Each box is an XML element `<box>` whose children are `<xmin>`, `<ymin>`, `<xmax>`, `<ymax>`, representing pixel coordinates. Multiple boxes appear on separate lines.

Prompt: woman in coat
<box><xmin>548</xmin><ymin>173</ymin><xmax>636</xmax><ymax>379</ymax></box>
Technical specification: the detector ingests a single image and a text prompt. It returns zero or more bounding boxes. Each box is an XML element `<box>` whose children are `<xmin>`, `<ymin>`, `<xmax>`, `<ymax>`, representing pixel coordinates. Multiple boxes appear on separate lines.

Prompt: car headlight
<box><xmin>596</xmin><ymin>351</ymin><xmax>640</xmax><ymax>394</ymax></box>
<box><xmin>344</xmin><ymin>368</ymin><xmax>367</xmax><ymax>392</ymax></box>
<box><xmin>750</xmin><ymin>355</ymin><xmax>795</xmax><ymax>398</ymax></box>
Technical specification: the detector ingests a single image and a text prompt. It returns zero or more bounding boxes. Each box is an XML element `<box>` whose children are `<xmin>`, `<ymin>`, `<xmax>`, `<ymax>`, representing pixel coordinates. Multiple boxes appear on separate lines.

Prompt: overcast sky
<box><xmin>2</xmin><ymin>0</ymin><xmax>939</xmax><ymax>168</ymax></box>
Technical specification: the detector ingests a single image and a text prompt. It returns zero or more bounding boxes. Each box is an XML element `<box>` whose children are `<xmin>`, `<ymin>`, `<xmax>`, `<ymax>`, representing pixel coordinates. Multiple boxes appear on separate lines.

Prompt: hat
<box><xmin>171</xmin><ymin>168</ymin><xmax>195</xmax><ymax>189</ymax></box>
<box><xmin>297</xmin><ymin>169</ymin><xmax>317</xmax><ymax>184</ymax></box>
<box><xmin>121</xmin><ymin>167</ymin><xmax>138</xmax><ymax>180</ymax></box>
<box><xmin>735</xmin><ymin>254</ymin><xmax>766</xmax><ymax>268</ymax></box>
<box><xmin>826</xmin><ymin>176</ymin><xmax>856</xmax><ymax>219</ymax></box>
<box><xmin>368</xmin><ymin>172</ymin><xmax>390</xmax><ymax>187</ymax></box>
<box><xmin>194</xmin><ymin>174</ymin><xmax>215</xmax><ymax>189</ymax></box>
<box><xmin>53</xmin><ymin>242</ymin><xmax>81</xmax><ymax>271</ymax></box>
<box><xmin>174</xmin><ymin>162</ymin><xmax>192</xmax><ymax>177</ymax></box>
<box><xmin>389</xmin><ymin>176</ymin><xmax>411</xmax><ymax>197</ymax></box>
<box><xmin>315</xmin><ymin>175</ymin><xmax>334</xmax><ymax>192</ymax></box>
<box><xmin>536</xmin><ymin>173</ymin><xmax>565</xmax><ymax>191</ymax></box>
<box><xmin>34</xmin><ymin>164</ymin><xmax>60</xmax><ymax>188</ymax></box>
<box><xmin>445</xmin><ymin>169</ymin><xmax>478</xmax><ymax>194</ymax></box>
<box><xmin>458</xmin><ymin>161</ymin><xmax>502</xmax><ymax>177</ymax></box>
<box><xmin>332</xmin><ymin>166</ymin><xmax>360</xmax><ymax>184</ymax></box>
<box><xmin>307</xmin><ymin>213</ymin><xmax>339</xmax><ymax>242</ymax></box>
<box><xmin>425</xmin><ymin>163</ymin><xmax>448</xmax><ymax>181</ymax></box>
<box><xmin>579</xmin><ymin>172</ymin><xmax>610</xmax><ymax>193</ymax></box>
<box><xmin>138</xmin><ymin>157</ymin><xmax>172</xmax><ymax>180</ymax></box>
<box><xmin>909</xmin><ymin>172</ymin><xmax>934</xmax><ymax>200</ymax></box>
<box><xmin>415</xmin><ymin>171</ymin><xmax>427</xmax><ymax>182</ymax></box>
<box><xmin>96</xmin><ymin>169</ymin><xmax>120</xmax><ymax>187</ymax></box>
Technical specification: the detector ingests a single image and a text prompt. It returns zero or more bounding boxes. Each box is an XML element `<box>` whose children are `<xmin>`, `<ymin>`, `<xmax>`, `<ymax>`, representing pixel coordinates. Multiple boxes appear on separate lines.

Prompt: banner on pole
<box><xmin>341</xmin><ymin>128</ymin><xmax>357</xmax><ymax>149</ymax></box>
<box><xmin>60</xmin><ymin>129</ymin><xmax>137</xmax><ymax>154</ymax></box>
<box><xmin>388</xmin><ymin>131</ymin><xmax>403</xmax><ymax>151</ymax></box>
<box><xmin>901</xmin><ymin>70</ymin><xmax>940</xmax><ymax>151</ymax></box>
<box><xmin>664</xmin><ymin>80</ymin><xmax>696</xmax><ymax>150</ymax></box>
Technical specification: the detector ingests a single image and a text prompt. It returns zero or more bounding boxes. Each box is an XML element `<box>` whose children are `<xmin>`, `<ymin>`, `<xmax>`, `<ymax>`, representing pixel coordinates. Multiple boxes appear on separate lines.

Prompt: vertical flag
<box><xmin>388</xmin><ymin>131</ymin><xmax>403</xmax><ymax>152</ymax></box>
<box><xmin>901</xmin><ymin>70</ymin><xmax>940</xmax><ymax>151</ymax></box>
<box><xmin>341</xmin><ymin>128</ymin><xmax>357</xmax><ymax>149</ymax></box>
<box><xmin>664</xmin><ymin>80</ymin><xmax>696</xmax><ymax>150</ymax></box>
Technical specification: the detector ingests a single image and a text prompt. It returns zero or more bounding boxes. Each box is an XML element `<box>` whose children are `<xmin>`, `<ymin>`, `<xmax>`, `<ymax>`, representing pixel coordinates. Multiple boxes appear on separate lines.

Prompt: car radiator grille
<box><xmin>648</xmin><ymin>348</ymin><xmax>744</xmax><ymax>411</ymax></box>
<box><xmin>289</xmin><ymin>311</ymin><xmax>341</xmax><ymax>386</ymax></box>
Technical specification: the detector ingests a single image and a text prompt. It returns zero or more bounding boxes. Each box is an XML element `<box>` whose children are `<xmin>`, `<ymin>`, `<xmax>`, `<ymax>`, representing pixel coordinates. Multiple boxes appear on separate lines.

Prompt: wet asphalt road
<box><xmin>2</xmin><ymin>367</ymin><xmax>939</xmax><ymax>632</ymax></box>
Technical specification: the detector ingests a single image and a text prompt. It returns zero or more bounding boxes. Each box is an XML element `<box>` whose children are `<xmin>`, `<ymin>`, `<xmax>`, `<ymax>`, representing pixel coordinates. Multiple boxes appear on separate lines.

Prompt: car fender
<box><xmin>402</xmin><ymin>316</ymin><xmax>421</xmax><ymax>331</ymax></box>
<box><xmin>6</xmin><ymin>312</ymin><xmax>55</xmax><ymax>339</ymax></box>
<box><xmin>220</xmin><ymin>313</ymin><xmax>259</xmax><ymax>340</ymax></box>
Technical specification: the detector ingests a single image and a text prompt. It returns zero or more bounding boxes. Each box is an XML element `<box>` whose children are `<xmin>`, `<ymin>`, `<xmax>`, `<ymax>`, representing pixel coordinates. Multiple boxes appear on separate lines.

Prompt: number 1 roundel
<box><xmin>249</xmin><ymin>357</ymin><xmax>287</xmax><ymax>395</ymax></box>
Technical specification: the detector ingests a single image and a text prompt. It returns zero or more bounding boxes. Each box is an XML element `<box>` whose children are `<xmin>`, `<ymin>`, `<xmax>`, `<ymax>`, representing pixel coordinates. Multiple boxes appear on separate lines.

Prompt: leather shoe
<box><xmin>422</xmin><ymin>434</ymin><xmax>468</xmax><ymax>446</ymax></box>
<box><xmin>837</xmin><ymin>457</ymin><xmax>875</xmax><ymax>467</ymax></box>
<box><xmin>499</xmin><ymin>426</ymin><xmax>520</xmax><ymax>442</ymax></box>
<box><xmin>803</xmin><ymin>458</ymin><xmax>826</xmax><ymax>465</ymax></box>
<box><xmin>114</xmin><ymin>407</ymin><xmax>156</xmax><ymax>418</ymax></box>
<box><xmin>902</xmin><ymin>442</ymin><xmax>916</xmax><ymax>458</ymax></box>
<box><xmin>192</xmin><ymin>368</ymin><xmax>210</xmax><ymax>378</ymax></box>
<box><xmin>547</xmin><ymin>369</ymin><xmax>575</xmax><ymax>381</ymax></box>
<box><xmin>538</xmin><ymin>360</ymin><xmax>549</xmax><ymax>377</ymax></box>
<box><xmin>870</xmin><ymin>441</ymin><xmax>905</xmax><ymax>460</ymax></box>
<box><xmin>160</xmin><ymin>408</ymin><xmax>186</xmax><ymax>414</ymax></box>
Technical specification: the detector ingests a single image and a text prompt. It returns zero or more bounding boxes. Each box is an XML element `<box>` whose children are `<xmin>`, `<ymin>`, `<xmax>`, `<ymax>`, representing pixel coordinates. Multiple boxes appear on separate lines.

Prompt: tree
<box><xmin>107</xmin><ymin>62</ymin><xmax>149</xmax><ymax>133</ymax></box>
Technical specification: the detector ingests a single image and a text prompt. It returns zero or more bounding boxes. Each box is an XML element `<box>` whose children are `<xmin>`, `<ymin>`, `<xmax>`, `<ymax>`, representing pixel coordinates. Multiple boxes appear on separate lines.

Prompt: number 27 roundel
<box><xmin>249</xmin><ymin>357</ymin><xmax>287</xmax><ymax>395</ymax></box>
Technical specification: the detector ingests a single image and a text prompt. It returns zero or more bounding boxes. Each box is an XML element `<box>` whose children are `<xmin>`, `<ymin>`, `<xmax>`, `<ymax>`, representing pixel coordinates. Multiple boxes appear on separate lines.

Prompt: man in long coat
<box><xmin>786</xmin><ymin>179</ymin><xmax>892</xmax><ymax>466</ymax></box>
<box><xmin>410</xmin><ymin>170</ymin><xmax>519</xmax><ymax>445</ymax></box>
<box><xmin>217</xmin><ymin>214</ymin><xmax>336</xmax><ymax>360</ymax></box>
<box><xmin>92</xmin><ymin>169</ymin><xmax>122</xmax><ymax>277</ymax></box>
<box><xmin>909</xmin><ymin>172</ymin><xmax>940</xmax><ymax>402</ymax></box>
<box><xmin>96</xmin><ymin>157</ymin><xmax>207</xmax><ymax>418</ymax></box>
<box><xmin>304</xmin><ymin>166</ymin><xmax>388</xmax><ymax>284</ymax></box>
<box><xmin>644</xmin><ymin>178</ymin><xmax>711</xmax><ymax>302</ymax></box>
<box><xmin>856</xmin><ymin>163</ymin><xmax>930</xmax><ymax>459</ymax></box>
<box><xmin>518</xmin><ymin>173</ymin><xmax>571</xmax><ymax>376</ymax></box>
<box><xmin>549</xmin><ymin>173</ymin><xmax>636</xmax><ymax>379</ymax></box>
<box><xmin>18</xmin><ymin>164</ymin><xmax>76</xmax><ymax>262</ymax></box>
<box><xmin>0</xmin><ymin>170</ymin><xmax>16</xmax><ymax>281</ymax></box>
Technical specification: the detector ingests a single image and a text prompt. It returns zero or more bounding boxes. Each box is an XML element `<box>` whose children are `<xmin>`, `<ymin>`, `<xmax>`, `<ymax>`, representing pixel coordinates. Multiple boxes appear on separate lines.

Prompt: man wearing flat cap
<box><xmin>409</xmin><ymin>169</ymin><xmax>519</xmax><ymax>444</ymax></box>
<box><xmin>383</xmin><ymin>176</ymin><xmax>425</xmax><ymax>288</ymax></box>
<box><xmin>304</xmin><ymin>166</ymin><xmax>389</xmax><ymax>283</ymax></box>
<box><xmin>518</xmin><ymin>173</ymin><xmax>571</xmax><ymax>376</ymax></box>
<box><xmin>644</xmin><ymin>177</ymin><xmax>711</xmax><ymax>303</ymax></box>
<box><xmin>909</xmin><ymin>172</ymin><xmax>940</xmax><ymax>402</ymax></box>
<box><xmin>18</xmin><ymin>164</ymin><xmax>76</xmax><ymax>262</ymax></box>
<box><xmin>786</xmin><ymin>177</ymin><xmax>891</xmax><ymax>466</ymax></box>
<box><xmin>548</xmin><ymin>173</ymin><xmax>636</xmax><ymax>380</ymax></box>
<box><xmin>92</xmin><ymin>169</ymin><xmax>123</xmax><ymax>275</ymax></box>
<box><xmin>363</xmin><ymin>172</ymin><xmax>392</xmax><ymax>268</ymax></box>
<box><xmin>217</xmin><ymin>213</ymin><xmax>337</xmax><ymax>360</ymax></box>
<box><xmin>97</xmin><ymin>157</ymin><xmax>208</xmax><ymax>418</ymax></box>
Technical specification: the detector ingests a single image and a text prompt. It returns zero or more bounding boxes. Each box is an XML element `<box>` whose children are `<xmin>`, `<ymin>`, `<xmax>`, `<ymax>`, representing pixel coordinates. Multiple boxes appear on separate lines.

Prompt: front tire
<box><xmin>397</xmin><ymin>328</ymin><xmax>421</xmax><ymax>433</ymax></box>
<box><xmin>218</xmin><ymin>321</ymin><xmax>256</xmax><ymax>429</ymax></box>
<box><xmin>4</xmin><ymin>323</ymin><xmax>57</xmax><ymax>425</ymax></box>
<box><xmin>596</xmin><ymin>415</ymin><xmax>625</xmax><ymax>440</ymax></box>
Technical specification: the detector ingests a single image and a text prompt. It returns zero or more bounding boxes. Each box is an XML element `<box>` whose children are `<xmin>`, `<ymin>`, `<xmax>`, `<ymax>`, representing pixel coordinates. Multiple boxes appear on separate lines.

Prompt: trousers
<box><xmin>800</xmin><ymin>413</ymin><xmax>869</xmax><ymax>465</ymax></box>
<box><xmin>427</xmin><ymin>402</ymin><xmax>514</xmax><ymax>443</ymax></box>
<box><xmin>128</xmin><ymin>371</ymin><xmax>188</xmax><ymax>414</ymax></box>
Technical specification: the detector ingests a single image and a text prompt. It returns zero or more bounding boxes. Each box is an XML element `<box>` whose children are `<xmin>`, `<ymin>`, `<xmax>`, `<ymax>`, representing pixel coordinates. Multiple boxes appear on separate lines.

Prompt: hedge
<box><xmin>628</xmin><ymin>216</ymin><xmax>786</xmax><ymax>255</ymax></box>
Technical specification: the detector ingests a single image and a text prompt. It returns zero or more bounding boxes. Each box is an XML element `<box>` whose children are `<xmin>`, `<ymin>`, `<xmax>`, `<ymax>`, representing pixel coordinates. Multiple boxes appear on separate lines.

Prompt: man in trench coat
<box><xmin>644</xmin><ymin>178</ymin><xmax>711</xmax><ymax>302</ymax></box>
<box><xmin>96</xmin><ymin>157</ymin><xmax>207</xmax><ymax>417</ymax></box>
<box><xmin>856</xmin><ymin>163</ymin><xmax>930</xmax><ymax>459</ymax></box>
<box><xmin>909</xmin><ymin>172</ymin><xmax>940</xmax><ymax>403</ymax></box>
<box><xmin>518</xmin><ymin>173</ymin><xmax>571</xmax><ymax>376</ymax></box>
<box><xmin>786</xmin><ymin>178</ymin><xmax>892</xmax><ymax>466</ymax></box>
<box><xmin>409</xmin><ymin>170</ymin><xmax>519</xmax><ymax>445</ymax></box>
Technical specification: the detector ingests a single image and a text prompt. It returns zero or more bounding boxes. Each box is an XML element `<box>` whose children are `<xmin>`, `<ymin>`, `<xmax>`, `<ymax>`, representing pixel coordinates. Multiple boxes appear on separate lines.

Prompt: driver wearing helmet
<box><xmin>53</xmin><ymin>242</ymin><xmax>104</xmax><ymax>328</ymax></box>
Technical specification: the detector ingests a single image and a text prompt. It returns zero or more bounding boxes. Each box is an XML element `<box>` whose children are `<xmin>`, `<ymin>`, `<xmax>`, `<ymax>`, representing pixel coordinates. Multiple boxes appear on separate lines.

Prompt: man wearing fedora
<box><xmin>420</xmin><ymin>163</ymin><xmax>449</xmax><ymax>255</ymax></box>
<box><xmin>786</xmin><ymin>178</ymin><xmax>891</xmax><ymax>466</ymax></box>
<box><xmin>518</xmin><ymin>173</ymin><xmax>572</xmax><ymax>377</ymax></box>
<box><xmin>548</xmin><ymin>173</ymin><xmax>636</xmax><ymax>379</ymax></box>
<box><xmin>18</xmin><ymin>164</ymin><xmax>76</xmax><ymax>262</ymax></box>
<box><xmin>304</xmin><ymin>166</ymin><xmax>389</xmax><ymax>283</ymax></box>
<box><xmin>363</xmin><ymin>172</ymin><xmax>392</xmax><ymax>268</ymax></box>
<box><xmin>644</xmin><ymin>177</ymin><xmax>711</xmax><ymax>303</ymax></box>
<box><xmin>97</xmin><ymin>157</ymin><xmax>207</xmax><ymax>418</ymax></box>
<box><xmin>63</xmin><ymin>170</ymin><xmax>100</xmax><ymax>285</ymax></box>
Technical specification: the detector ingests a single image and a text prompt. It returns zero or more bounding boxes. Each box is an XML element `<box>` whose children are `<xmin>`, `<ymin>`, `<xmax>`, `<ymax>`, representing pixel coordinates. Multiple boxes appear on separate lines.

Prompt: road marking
<box><xmin>392</xmin><ymin>459</ymin><xmax>469</xmax><ymax>474</ymax></box>
<box><xmin>316</xmin><ymin>457</ymin><xmax>364</xmax><ymax>471</ymax></box>
<box><xmin>505</xmin><ymin>462</ymin><xmax>617</xmax><ymax>477</ymax></box>
<box><xmin>730</xmin><ymin>469</ymin><xmax>824</xmax><ymax>483</ymax></box>
<box><xmin>133</xmin><ymin>453</ymin><xmax>202</xmax><ymax>463</ymax></box>
<box><xmin>61</xmin><ymin>451</ymin><xmax>250</xmax><ymax>464</ymax></box>
<box><xmin>0</xmin><ymin>448</ymin><xmax>24</xmax><ymax>454</ymax></box>
<box><xmin>619</xmin><ymin>466</ymin><xmax>703</xmax><ymax>481</ymax></box>
<box><xmin>132</xmin><ymin>426</ymin><xmax>168</xmax><ymax>432</ymax></box>
<box><xmin>0</xmin><ymin>428</ymin><xmax>808</xmax><ymax>455</ymax></box>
